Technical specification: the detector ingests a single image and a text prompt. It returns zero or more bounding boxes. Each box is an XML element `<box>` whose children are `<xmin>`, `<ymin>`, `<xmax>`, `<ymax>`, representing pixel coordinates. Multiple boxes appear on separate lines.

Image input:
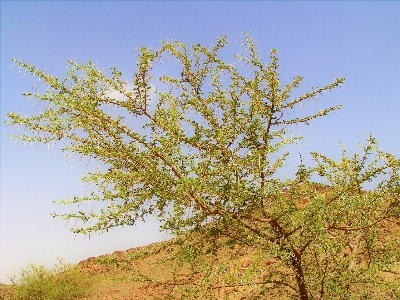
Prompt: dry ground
<box><xmin>1</xmin><ymin>221</ymin><xmax>399</xmax><ymax>300</ymax></box>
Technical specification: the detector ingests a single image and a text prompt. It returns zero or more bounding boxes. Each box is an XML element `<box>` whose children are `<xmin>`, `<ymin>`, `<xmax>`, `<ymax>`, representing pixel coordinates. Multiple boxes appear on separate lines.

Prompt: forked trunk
<box><xmin>269</xmin><ymin>219</ymin><xmax>309</xmax><ymax>300</ymax></box>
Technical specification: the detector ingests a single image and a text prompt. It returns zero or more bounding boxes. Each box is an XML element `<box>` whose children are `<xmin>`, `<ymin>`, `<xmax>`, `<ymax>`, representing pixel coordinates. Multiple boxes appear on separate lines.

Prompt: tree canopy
<box><xmin>7</xmin><ymin>35</ymin><xmax>400</xmax><ymax>299</ymax></box>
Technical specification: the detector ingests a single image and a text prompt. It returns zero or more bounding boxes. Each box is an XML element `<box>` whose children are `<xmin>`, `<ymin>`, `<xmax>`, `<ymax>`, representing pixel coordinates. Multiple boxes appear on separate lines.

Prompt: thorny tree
<box><xmin>6</xmin><ymin>35</ymin><xmax>400</xmax><ymax>299</ymax></box>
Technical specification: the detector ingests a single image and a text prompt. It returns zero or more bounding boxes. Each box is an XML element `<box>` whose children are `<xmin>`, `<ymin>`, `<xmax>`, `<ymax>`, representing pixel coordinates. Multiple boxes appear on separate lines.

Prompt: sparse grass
<box><xmin>6</xmin><ymin>257</ymin><xmax>94</xmax><ymax>300</ymax></box>
<box><xmin>1</xmin><ymin>238</ymin><xmax>399</xmax><ymax>300</ymax></box>
<box><xmin>1</xmin><ymin>216</ymin><xmax>399</xmax><ymax>299</ymax></box>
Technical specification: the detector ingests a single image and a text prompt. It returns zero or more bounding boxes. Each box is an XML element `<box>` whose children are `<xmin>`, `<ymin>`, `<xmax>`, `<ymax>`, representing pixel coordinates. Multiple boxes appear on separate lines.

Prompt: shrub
<box><xmin>8</xmin><ymin>258</ymin><xmax>93</xmax><ymax>300</ymax></box>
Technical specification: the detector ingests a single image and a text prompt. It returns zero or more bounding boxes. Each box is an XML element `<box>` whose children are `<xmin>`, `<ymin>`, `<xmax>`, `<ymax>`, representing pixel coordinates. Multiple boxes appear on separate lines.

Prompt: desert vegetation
<box><xmin>5</xmin><ymin>35</ymin><xmax>400</xmax><ymax>299</ymax></box>
<box><xmin>1</xmin><ymin>258</ymin><xmax>93</xmax><ymax>300</ymax></box>
<box><xmin>1</xmin><ymin>224</ymin><xmax>399</xmax><ymax>300</ymax></box>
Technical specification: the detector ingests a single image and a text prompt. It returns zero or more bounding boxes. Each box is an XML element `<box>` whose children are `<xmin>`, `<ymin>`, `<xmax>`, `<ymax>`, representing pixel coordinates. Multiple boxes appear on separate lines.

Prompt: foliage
<box><xmin>8</xmin><ymin>258</ymin><xmax>93</xmax><ymax>300</ymax></box>
<box><xmin>6</xmin><ymin>34</ymin><xmax>400</xmax><ymax>299</ymax></box>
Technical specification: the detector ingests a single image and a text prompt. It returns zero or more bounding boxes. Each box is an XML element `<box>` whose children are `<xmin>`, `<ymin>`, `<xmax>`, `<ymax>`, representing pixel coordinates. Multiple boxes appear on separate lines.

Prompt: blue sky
<box><xmin>1</xmin><ymin>1</ymin><xmax>399</xmax><ymax>284</ymax></box>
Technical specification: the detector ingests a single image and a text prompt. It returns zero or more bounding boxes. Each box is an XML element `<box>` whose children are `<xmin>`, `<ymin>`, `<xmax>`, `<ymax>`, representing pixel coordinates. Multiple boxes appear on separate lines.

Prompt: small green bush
<box><xmin>8</xmin><ymin>257</ymin><xmax>93</xmax><ymax>300</ymax></box>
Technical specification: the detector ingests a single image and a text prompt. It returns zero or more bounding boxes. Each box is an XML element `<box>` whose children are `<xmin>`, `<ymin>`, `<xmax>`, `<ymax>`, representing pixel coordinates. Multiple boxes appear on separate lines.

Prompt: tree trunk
<box><xmin>269</xmin><ymin>219</ymin><xmax>309</xmax><ymax>300</ymax></box>
<box><xmin>291</xmin><ymin>249</ymin><xmax>309</xmax><ymax>300</ymax></box>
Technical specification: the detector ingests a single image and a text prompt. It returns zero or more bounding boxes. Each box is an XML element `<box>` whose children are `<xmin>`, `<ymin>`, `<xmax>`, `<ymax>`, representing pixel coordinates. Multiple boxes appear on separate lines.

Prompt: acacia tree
<box><xmin>6</xmin><ymin>35</ymin><xmax>400</xmax><ymax>299</ymax></box>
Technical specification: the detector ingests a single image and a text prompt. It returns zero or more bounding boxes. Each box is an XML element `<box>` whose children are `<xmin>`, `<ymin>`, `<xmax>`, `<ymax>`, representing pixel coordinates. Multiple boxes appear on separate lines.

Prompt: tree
<box><xmin>6</xmin><ymin>35</ymin><xmax>400</xmax><ymax>299</ymax></box>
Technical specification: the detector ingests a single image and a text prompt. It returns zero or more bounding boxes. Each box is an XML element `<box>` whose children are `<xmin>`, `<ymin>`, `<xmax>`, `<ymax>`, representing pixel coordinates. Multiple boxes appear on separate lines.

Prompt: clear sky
<box><xmin>1</xmin><ymin>1</ymin><xmax>399</xmax><ymax>284</ymax></box>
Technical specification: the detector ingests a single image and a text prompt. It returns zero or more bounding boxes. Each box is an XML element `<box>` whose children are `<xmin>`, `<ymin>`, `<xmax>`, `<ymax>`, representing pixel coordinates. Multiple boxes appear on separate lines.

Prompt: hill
<box><xmin>1</xmin><ymin>218</ymin><xmax>399</xmax><ymax>299</ymax></box>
